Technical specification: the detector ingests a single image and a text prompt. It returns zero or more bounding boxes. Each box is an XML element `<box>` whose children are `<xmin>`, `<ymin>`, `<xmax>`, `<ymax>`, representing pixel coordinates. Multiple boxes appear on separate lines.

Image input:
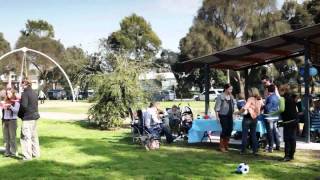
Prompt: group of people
<box><xmin>215</xmin><ymin>76</ymin><xmax>299</xmax><ymax>161</ymax></box>
<box><xmin>2</xmin><ymin>79</ymin><xmax>41</xmax><ymax>161</ymax></box>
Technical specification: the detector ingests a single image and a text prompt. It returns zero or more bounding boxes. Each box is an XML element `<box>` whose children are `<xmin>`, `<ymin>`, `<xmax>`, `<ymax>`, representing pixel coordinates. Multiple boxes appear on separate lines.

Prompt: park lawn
<box><xmin>38</xmin><ymin>100</ymin><xmax>210</xmax><ymax>116</ymax></box>
<box><xmin>0</xmin><ymin>119</ymin><xmax>319</xmax><ymax>179</ymax></box>
<box><xmin>39</xmin><ymin>100</ymin><xmax>92</xmax><ymax>114</ymax></box>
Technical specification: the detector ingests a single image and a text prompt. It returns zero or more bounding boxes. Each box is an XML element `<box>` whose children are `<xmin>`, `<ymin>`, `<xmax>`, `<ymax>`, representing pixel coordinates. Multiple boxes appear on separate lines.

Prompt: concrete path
<box><xmin>39</xmin><ymin>112</ymin><xmax>87</xmax><ymax>121</ymax></box>
<box><xmin>199</xmin><ymin>135</ymin><xmax>320</xmax><ymax>150</ymax></box>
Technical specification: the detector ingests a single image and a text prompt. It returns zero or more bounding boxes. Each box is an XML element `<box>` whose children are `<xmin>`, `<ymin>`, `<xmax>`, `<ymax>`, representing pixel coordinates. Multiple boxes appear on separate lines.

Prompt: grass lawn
<box><xmin>39</xmin><ymin>100</ymin><xmax>92</xmax><ymax>114</ymax></box>
<box><xmin>0</xmin><ymin>119</ymin><xmax>319</xmax><ymax>179</ymax></box>
<box><xmin>0</xmin><ymin>101</ymin><xmax>318</xmax><ymax>179</ymax></box>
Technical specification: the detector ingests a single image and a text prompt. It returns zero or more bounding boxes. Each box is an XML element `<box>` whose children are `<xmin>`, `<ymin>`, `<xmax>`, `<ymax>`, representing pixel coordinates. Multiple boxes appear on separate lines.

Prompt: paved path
<box><xmin>39</xmin><ymin>112</ymin><xmax>87</xmax><ymax>121</ymax></box>
<box><xmin>199</xmin><ymin>135</ymin><xmax>320</xmax><ymax>150</ymax></box>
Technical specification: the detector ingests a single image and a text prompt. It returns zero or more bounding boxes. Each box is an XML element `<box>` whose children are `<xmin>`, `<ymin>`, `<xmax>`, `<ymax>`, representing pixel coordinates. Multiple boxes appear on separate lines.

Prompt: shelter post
<box><xmin>244</xmin><ymin>69</ymin><xmax>249</xmax><ymax>99</ymax></box>
<box><xmin>204</xmin><ymin>64</ymin><xmax>210</xmax><ymax>115</ymax></box>
<box><xmin>304</xmin><ymin>40</ymin><xmax>311</xmax><ymax>143</ymax></box>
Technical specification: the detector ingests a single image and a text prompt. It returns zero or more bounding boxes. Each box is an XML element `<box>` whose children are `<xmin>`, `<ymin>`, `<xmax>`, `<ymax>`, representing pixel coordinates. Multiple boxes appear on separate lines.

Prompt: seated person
<box><xmin>167</xmin><ymin>105</ymin><xmax>181</xmax><ymax>133</ymax></box>
<box><xmin>144</xmin><ymin>102</ymin><xmax>174</xmax><ymax>143</ymax></box>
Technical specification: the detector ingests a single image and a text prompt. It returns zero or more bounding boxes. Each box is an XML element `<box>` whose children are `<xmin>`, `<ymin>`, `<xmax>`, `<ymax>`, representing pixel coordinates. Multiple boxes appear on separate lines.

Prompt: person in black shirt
<box><xmin>279</xmin><ymin>85</ymin><xmax>298</xmax><ymax>161</ymax></box>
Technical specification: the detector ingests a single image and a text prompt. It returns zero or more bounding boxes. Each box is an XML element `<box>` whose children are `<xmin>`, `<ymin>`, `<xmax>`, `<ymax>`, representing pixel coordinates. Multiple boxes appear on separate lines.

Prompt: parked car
<box><xmin>194</xmin><ymin>89</ymin><xmax>223</xmax><ymax>101</ymax></box>
<box><xmin>78</xmin><ymin>89</ymin><xmax>95</xmax><ymax>100</ymax></box>
<box><xmin>161</xmin><ymin>90</ymin><xmax>176</xmax><ymax>101</ymax></box>
<box><xmin>47</xmin><ymin>89</ymin><xmax>67</xmax><ymax>100</ymax></box>
<box><xmin>153</xmin><ymin>90</ymin><xmax>176</xmax><ymax>101</ymax></box>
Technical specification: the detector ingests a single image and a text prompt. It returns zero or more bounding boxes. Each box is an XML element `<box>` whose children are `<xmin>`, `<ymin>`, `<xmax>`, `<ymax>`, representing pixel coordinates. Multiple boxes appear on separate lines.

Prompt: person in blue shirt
<box><xmin>264</xmin><ymin>84</ymin><xmax>281</xmax><ymax>152</ymax></box>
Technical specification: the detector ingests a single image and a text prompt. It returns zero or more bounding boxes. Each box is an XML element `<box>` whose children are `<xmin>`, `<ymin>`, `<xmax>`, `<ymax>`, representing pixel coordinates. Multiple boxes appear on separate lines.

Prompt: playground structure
<box><xmin>0</xmin><ymin>47</ymin><xmax>75</xmax><ymax>102</ymax></box>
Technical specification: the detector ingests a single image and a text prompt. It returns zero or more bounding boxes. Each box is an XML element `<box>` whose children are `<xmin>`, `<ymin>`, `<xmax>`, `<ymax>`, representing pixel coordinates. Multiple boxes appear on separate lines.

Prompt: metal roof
<box><xmin>182</xmin><ymin>23</ymin><xmax>320</xmax><ymax>71</ymax></box>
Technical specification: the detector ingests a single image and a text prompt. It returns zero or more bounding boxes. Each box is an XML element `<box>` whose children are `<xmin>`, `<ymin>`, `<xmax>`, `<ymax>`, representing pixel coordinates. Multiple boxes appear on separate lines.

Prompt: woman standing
<box><xmin>238</xmin><ymin>88</ymin><xmax>264</xmax><ymax>155</ymax></box>
<box><xmin>215</xmin><ymin>84</ymin><xmax>234</xmax><ymax>152</ymax></box>
<box><xmin>2</xmin><ymin>88</ymin><xmax>20</xmax><ymax>157</ymax></box>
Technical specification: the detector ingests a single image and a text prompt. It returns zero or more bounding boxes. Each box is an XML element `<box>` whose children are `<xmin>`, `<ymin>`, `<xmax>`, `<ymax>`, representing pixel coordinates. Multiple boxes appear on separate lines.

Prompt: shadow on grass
<box><xmin>1</xmin><ymin>126</ymin><xmax>319</xmax><ymax>179</ymax></box>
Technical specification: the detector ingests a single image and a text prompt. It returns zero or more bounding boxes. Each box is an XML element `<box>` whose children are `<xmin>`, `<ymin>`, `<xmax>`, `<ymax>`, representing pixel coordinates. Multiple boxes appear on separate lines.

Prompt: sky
<box><xmin>0</xmin><ymin>0</ymin><xmax>304</xmax><ymax>54</ymax></box>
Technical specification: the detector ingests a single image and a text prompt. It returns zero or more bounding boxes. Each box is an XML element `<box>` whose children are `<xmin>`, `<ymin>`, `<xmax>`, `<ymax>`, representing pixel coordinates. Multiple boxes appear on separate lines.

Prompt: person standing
<box><xmin>215</xmin><ymin>84</ymin><xmax>234</xmax><ymax>152</ymax></box>
<box><xmin>238</xmin><ymin>88</ymin><xmax>264</xmax><ymax>155</ymax></box>
<box><xmin>20</xmin><ymin>79</ymin><xmax>40</xmax><ymax>160</ymax></box>
<box><xmin>264</xmin><ymin>84</ymin><xmax>281</xmax><ymax>152</ymax></box>
<box><xmin>279</xmin><ymin>85</ymin><xmax>298</xmax><ymax>161</ymax></box>
<box><xmin>2</xmin><ymin>88</ymin><xmax>20</xmax><ymax>157</ymax></box>
<box><xmin>38</xmin><ymin>90</ymin><xmax>46</xmax><ymax>104</ymax></box>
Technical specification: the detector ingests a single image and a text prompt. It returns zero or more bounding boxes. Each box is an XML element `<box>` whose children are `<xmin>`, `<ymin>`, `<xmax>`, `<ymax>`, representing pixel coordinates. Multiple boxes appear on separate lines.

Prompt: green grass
<box><xmin>0</xmin><ymin>101</ymin><xmax>318</xmax><ymax>179</ymax></box>
<box><xmin>0</xmin><ymin>119</ymin><xmax>319</xmax><ymax>179</ymax></box>
<box><xmin>38</xmin><ymin>100</ymin><xmax>92</xmax><ymax>114</ymax></box>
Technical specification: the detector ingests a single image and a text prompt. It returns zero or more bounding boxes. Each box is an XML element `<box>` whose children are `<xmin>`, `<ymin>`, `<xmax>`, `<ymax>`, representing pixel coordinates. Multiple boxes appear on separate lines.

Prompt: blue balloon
<box><xmin>299</xmin><ymin>67</ymin><xmax>318</xmax><ymax>76</ymax></box>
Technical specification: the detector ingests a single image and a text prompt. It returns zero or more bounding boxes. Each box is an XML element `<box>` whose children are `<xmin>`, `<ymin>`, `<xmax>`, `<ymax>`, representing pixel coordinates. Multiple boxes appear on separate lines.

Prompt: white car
<box><xmin>194</xmin><ymin>89</ymin><xmax>224</xmax><ymax>101</ymax></box>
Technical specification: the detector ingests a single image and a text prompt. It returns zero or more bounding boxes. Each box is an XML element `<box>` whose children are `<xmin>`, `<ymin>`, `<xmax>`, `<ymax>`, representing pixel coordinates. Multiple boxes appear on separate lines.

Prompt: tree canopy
<box><xmin>101</xmin><ymin>13</ymin><xmax>161</xmax><ymax>63</ymax></box>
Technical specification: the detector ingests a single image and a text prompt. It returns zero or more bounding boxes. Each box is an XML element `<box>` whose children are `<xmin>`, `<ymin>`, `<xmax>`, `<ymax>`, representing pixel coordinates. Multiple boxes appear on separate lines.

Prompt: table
<box><xmin>188</xmin><ymin>118</ymin><xmax>266</xmax><ymax>143</ymax></box>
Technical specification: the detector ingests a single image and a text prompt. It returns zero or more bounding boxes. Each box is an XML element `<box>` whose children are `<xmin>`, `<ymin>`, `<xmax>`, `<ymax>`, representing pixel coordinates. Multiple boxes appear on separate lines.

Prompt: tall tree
<box><xmin>21</xmin><ymin>20</ymin><xmax>55</xmax><ymax>38</ymax></box>
<box><xmin>0</xmin><ymin>32</ymin><xmax>10</xmax><ymax>56</ymax></box>
<box><xmin>15</xmin><ymin>20</ymin><xmax>65</xmax><ymax>90</ymax></box>
<box><xmin>0</xmin><ymin>33</ymin><xmax>12</xmax><ymax>88</ymax></box>
<box><xmin>178</xmin><ymin>0</ymin><xmax>293</xmax><ymax>95</ymax></box>
<box><xmin>179</xmin><ymin>0</ymin><xmax>257</xmax><ymax>93</ymax></box>
<box><xmin>100</xmin><ymin>13</ymin><xmax>161</xmax><ymax>63</ymax></box>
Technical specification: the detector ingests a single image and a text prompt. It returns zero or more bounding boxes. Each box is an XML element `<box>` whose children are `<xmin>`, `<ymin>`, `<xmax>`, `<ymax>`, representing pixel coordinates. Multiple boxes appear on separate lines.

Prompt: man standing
<box><xmin>20</xmin><ymin>79</ymin><xmax>40</xmax><ymax>160</ymax></box>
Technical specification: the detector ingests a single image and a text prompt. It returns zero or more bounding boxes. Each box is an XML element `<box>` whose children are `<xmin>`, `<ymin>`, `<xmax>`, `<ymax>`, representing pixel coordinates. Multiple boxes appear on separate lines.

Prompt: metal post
<box><xmin>244</xmin><ymin>69</ymin><xmax>249</xmax><ymax>99</ymax></box>
<box><xmin>304</xmin><ymin>41</ymin><xmax>311</xmax><ymax>143</ymax></box>
<box><xmin>204</xmin><ymin>64</ymin><xmax>210</xmax><ymax>115</ymax></box>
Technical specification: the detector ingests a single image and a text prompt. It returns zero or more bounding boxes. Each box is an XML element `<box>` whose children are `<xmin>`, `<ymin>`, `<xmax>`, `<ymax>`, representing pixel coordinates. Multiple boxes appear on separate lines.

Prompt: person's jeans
<box><xmin>219</xmin><ymin>115</ymin><xmax>233</xmax><ymax>138</ymax></box>
<box><xmin>20</xmin><ymin>120</ymin><xmax>40</xmax><ymax>160</ymax></box>
<box><xmin>148</xmin><ymin>123</ymin><xmax>174</xmax><ymax>143</ymax></box>
<box><xmin>241</xmin><ymin>117</ymin><xmax>258</xmax><ymax>153</ymax></box>
<box><xmin>2</xmin><ymin>120</ymin><xmax>17</xmax><ymax>156</ymax></box>
<box><xmin>284</xmin><ymin>122</ymin><xmax>297</xmax><ymax>159</ymax></box>
<box><xmin>265</xmin><ymin>118</ymin><xmax>280</xmax><ymax>150</ymax></box>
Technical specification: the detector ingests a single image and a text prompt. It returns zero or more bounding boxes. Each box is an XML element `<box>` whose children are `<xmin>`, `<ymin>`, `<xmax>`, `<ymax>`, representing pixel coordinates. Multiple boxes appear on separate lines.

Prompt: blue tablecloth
<box><xmin>188</xmin><ymin>118</ymin><xmax>266</xmax><ymax>143</ymax></box>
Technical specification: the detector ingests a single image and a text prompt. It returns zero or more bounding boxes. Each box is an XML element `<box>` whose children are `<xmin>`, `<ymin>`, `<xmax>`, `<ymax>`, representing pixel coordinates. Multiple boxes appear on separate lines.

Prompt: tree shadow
<box><xmin>0</xmin><ymin>134</ymin><xmax>318</xmax><ymax>179</ymax></box>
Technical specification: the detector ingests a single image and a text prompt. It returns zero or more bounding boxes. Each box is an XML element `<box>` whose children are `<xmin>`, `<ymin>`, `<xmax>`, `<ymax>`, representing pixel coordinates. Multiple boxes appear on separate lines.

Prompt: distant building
<box><xmin>0</xmin><ymin>71</ymin><xmax>39</xmax><ymax>90</ymax></box>
<box><xmin>139</xmin><ymin>70</ymin><xmax>177</xmax><ymax>91</ymax></box>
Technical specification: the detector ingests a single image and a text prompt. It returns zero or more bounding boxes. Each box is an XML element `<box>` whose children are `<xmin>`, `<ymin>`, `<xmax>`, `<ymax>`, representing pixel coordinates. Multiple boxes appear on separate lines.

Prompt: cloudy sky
<box><xmin>0</xmin><ymin>0</ymin><xmax>304</xmax><ymax>53</ymax></box>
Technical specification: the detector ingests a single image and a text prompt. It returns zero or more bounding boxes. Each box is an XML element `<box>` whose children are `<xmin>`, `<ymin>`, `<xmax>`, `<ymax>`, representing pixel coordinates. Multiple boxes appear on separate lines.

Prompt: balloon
<box><xmin>299</xmin><ymin>67</ymin><xmax>318</xmax><ymax>76</ymax></box>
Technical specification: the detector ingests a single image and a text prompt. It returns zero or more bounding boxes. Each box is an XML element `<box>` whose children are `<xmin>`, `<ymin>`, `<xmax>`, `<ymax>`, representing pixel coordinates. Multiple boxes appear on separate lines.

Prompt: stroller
<box><xmin>167</xmin><ymin>104</ymin><xmax>193</xmax><ymax>140</ymax></box>
<box><xmin>130</xmin><ymin>109</ymin><xmax>161</xmax><ymax>150</ymax></box>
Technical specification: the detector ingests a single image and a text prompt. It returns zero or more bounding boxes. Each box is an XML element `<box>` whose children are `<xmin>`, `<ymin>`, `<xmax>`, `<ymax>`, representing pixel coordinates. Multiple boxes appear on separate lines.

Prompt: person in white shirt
<box><xmin>144</xmin><ymin>102</ymin><xmax>174</xmax><ymax>143</ymax></box>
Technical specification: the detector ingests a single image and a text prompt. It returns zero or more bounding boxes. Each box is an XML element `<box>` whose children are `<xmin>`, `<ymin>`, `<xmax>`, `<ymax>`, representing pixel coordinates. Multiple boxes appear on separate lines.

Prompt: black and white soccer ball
<box><xmin>236</xmin><ymin>163</ymin><xmax>249</xmax><ymax>174</ymax></box>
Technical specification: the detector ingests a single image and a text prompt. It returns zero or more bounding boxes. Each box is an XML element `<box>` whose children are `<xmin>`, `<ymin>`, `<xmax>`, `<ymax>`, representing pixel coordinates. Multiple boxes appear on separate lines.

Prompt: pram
<box><xmin>130</xmin><ymin>109</ymin><xmax>161</xmax><ymax>150</ymax></box>
<box><xmin>167</xmin><ymin>105</ymin><xmax>193</xmax><ymax>140</ymax></box>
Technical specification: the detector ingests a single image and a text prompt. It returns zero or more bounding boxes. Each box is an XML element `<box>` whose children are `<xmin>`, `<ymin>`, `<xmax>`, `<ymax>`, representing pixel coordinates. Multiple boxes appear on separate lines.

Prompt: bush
<box><xmin>88</xmin><ymin>55</ymin><xmax>146</xmax><ymax>129</ymax></box>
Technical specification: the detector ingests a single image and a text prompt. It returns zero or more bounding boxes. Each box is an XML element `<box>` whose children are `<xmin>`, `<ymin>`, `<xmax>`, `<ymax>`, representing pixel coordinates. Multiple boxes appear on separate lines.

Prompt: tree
<box><xmin>88</xmin><ymin>54</ymin><xmax>146</xmax><ymax>129</ymax></box>
<box><xmin>179</xmin><ymin>0</ymin><xmax>257</xmax><ymax>93</ymax></box>
<box><xmin>15</xmin><ymin>20</ymin><xmax>65</xmax><ymax>90</ymax></box>
<box><xmin>60</xmin><ymin>46</ymin><xmax>89</xmax><ymax>85</ymax></box>
<box><xmin>100</xmin><ymin>13</ymin><xmax>161</xmax><ymax>63</ymax></box>
<box><xmin>0</xmin><ymin>33</ymin><xmax>10</xmax><ymax>56</ymax></box>
<box><xmin>21</xmin><ymin>20</ymin><xmax>55</xmax><ymax>38</ymax></box>
<box><xmin>0</xmin><ymin>33</ymin><xmax>12</xmax><ymax>89</ymax></box>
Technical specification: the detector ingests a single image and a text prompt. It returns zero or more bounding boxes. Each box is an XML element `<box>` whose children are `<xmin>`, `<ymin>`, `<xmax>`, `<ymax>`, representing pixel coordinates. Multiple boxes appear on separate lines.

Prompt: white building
<box><xmin>139</xmin><ymin>71</ymin><xmax>177</xmax><ymax>90</ymax></box>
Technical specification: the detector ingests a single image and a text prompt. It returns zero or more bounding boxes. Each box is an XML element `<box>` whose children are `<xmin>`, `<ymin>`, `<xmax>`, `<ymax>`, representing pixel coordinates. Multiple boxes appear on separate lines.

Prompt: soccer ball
<box><xmin>236</xmin><ymin>163</ymin><xmax>249</xmax><ymax>174</ymax></box>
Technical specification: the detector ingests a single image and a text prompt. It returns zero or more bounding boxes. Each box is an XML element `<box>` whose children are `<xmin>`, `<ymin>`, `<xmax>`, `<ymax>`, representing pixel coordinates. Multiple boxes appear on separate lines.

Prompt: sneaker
<box><xmin>282</xmin><ymin>157</ymin><xmax>292</xmax><ymax>162</ymax></box>
<box><xmin>4</xmin><ymin>153</ymin><xmax>10</xmax><ymax>157</ymax></box>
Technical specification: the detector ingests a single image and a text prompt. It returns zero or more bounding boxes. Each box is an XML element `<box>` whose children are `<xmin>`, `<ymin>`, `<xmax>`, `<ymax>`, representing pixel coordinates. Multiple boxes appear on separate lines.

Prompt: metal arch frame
<box><xmin>0</xmin><ymin>47</ymin><xmax>75</xmax><ymax>102</ymax></box>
